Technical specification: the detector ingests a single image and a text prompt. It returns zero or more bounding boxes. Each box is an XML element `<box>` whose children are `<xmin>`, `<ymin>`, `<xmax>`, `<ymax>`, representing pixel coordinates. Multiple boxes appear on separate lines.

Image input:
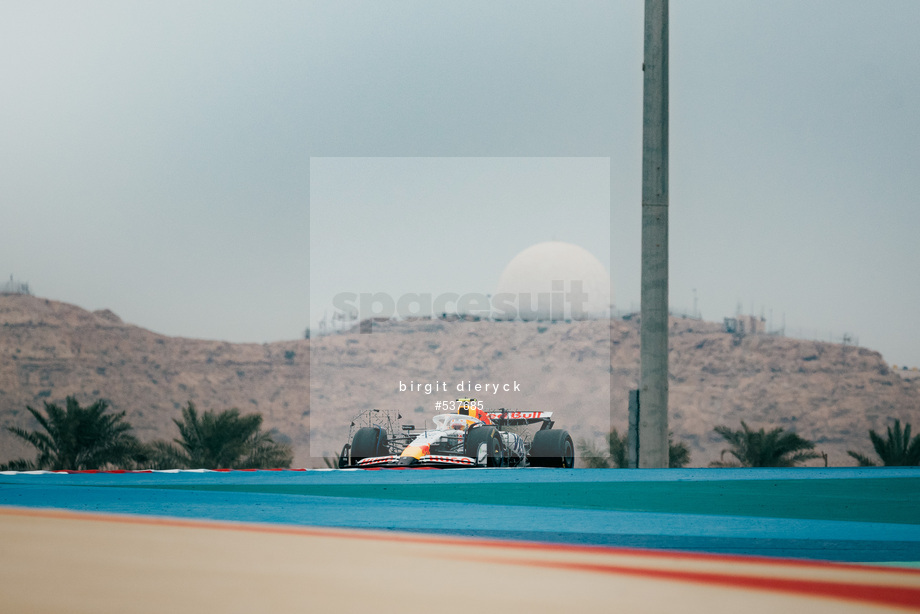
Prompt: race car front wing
<box><xmin>355</xmin><ymin>454</ymin><xmax>476</xmax><ymax>468</ymax></box>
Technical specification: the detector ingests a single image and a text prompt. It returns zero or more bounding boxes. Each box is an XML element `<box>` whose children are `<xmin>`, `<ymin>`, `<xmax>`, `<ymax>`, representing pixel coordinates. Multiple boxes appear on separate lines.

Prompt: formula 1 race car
<box><xmin>337</xmin><ymin>399</ymin><xmax>574</xmax><ymax>469</ymax></box>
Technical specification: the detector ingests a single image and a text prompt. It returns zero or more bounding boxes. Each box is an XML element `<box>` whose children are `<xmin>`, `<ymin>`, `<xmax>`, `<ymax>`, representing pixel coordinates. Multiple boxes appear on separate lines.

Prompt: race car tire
<box><xmin>529</xmin><ymin>430</ymin><xmax>575</xmax><ymax>468</ymax></box>
<box><xmin>351</xmin><ymin>426</ymin><xmax>389</xmax><ymax>464</ymax></box>
<box><xmin>465</xmin><ymin>425</ymin><xmax>505</xmax><ymax>467</ymax></box>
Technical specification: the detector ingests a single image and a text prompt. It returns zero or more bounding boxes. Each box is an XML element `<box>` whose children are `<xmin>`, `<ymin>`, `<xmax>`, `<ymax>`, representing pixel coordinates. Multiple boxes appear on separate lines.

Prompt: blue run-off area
<box><xmin>1</xmin><ymin>467</ymin><xmax>919</xmax><ymax>564</ymax></box>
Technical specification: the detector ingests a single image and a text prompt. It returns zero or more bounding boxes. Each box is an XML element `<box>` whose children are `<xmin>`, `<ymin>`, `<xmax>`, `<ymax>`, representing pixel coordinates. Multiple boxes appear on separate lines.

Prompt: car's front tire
<box><xmin>465</xmin><ymin>425</ymin><xmax>505</xmax><ymax>467</ymax></box>
<box><xmin>350</xmin><ymin>426</ymin><xmax>389</xmax><ymax>465</ymax></box>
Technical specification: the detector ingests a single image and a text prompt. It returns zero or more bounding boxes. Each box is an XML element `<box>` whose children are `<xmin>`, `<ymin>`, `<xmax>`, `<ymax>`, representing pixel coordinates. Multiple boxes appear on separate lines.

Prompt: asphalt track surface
<box><xmin>2</xmin><ymin>467</ymin><xmax>920</xmax><ymax>612</ymax></box>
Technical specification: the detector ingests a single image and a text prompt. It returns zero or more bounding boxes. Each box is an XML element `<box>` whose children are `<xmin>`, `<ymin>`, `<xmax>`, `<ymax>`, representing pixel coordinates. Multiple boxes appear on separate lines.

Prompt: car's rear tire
<box><xmin>529</xmin><ymin>430</ymin><xmax>574</xmax><ymax>468</ymax></box>
<box><xmin>465</xmin><ymin>426</ymin><xmax>505</xmax><ymax>467</ymax></box>
<box><xmin>351</xmin><ymin>426</ymin><xmax>389</xmax><ymax>464</ymax></box>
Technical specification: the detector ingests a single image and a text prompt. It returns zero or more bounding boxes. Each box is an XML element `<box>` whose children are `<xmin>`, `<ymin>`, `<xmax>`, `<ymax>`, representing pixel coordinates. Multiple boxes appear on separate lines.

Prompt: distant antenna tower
<box><xmin>692</xmin><ymin>288</ymin><xmax>698</xmax><ymax>319</ymax></box>
<box><xmin>1</xmin><ymin>275</ymin><xmax>31</xmax><ymax>295</ymax></box>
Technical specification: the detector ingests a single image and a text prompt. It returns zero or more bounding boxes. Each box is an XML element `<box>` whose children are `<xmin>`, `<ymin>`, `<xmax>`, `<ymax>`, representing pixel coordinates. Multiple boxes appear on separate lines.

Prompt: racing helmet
<box><xmin>450</xmin><ymin>418</ymin><xmax>470</xmax><ymax>430</ymax></box>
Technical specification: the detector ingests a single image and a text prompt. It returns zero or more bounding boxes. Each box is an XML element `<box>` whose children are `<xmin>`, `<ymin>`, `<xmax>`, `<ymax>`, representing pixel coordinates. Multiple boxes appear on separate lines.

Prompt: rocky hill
<box><xmin>1</xmin><ymin>294</ymin><xmax>917</xmax><ymax>468</ymax></box>
<box><xmin>0</xmin><ymin>295</ymin><xmax>308</xmax><ymax>465</ymax></box>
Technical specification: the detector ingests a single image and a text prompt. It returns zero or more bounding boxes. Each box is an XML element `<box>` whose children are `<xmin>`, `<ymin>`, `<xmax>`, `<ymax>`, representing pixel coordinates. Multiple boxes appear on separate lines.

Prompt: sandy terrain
<box><xmin>2</xmin><ymin>506</ymin><xmax>918</xmax><ymax>613</ymax></box>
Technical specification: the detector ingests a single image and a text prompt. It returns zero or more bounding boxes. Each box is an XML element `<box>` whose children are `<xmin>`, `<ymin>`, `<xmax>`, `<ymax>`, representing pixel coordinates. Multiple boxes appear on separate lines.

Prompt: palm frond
<box><xmin>607</xmin><ymin>429</ymin><xmax>628</xmax><ymax>468</ymax></box>
<box><xmin>577</xmin><ymin>438</ymin><xmax>611</xmax><ymax>468</ymax></box>
<box><xmin>847</xmin><ymin>450</ymin><xmax>877</xmax><ymax>467</ymax></box>
<box><xmin>668</xmin><ymin>435</ymin><xmax>691</xmax><ymax>468</ymax></box>
<box><xmin>5</xmin><ymin>396</ymin><xmax>144</xmax><ymax>470</ymax></box>
<box><xmin>864</xmin><ymin>419</ymin><xmax>920</xmax><ymax>466</ymax></box>
<box><xmin>170</xmin><ymin>402</ymin><xmax>293</xmax><ymax>469</ymax></box>
<box><xmin>0</xmin><ymin>458</ymin><xmax>37</xmax><ymax>471</ymax></box>
<box><xmin>711</xmin><ymin>421</ymin><xmax>818</xmax><ymax>467</ymax></box>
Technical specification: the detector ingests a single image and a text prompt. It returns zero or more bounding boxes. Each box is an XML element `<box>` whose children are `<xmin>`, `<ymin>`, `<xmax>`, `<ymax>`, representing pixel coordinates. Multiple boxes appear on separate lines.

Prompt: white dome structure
<box><xmin>493</xmin><ymin>241</ymin><xmax>612</xmax><ymax>320</ymax></box>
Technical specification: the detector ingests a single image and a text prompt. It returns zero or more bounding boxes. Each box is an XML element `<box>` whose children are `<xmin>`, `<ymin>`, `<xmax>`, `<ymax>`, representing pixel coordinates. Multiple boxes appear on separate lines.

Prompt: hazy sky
<box><xmin>310</xmin><ymin>157</ymin><xmax>611</xmax><ymax>325</ymax></box>
<box><xmin>1</xmin><ymin>1</ymin><xmax>918</xmax><ymax>367</ymax></box>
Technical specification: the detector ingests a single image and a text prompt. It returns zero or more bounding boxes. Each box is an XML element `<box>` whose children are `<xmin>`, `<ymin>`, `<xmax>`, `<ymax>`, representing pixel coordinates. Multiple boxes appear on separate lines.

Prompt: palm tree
<box><xmin>323</xmin><ymin>451</ymin><xmax>342</xmax><ymax>469</ymax></box>
<box><xmin>668</xmin><ymin>437</ymin><xmax>691</xmax><ymax>469</ymax></box>
<box><xmin>576</xmin><ymin>429</ymin><xmax>691</xmax><ymax>468</ymax></box>
<box><xmin>2</xmin><ymin>397</ymin><xmax>141</xmax><ymax>470</ymax></box>
<box><xmin>146</xmin><ymin>402</ymin><xmax>293</xmax><ymax>469</ymax></box>
<box><xmin>607</xmin><ymin>428</ymin><xmax>629</xmax><ymax>468</ymax></box>
<box><xmin>577</xmin><ymin>429</ymin><xmax>627</xmax><ymax>468</ymax></box>
<box><xmin>710</xmin><ymin>421</ymin><xmax>821</xmax><ymax>467</ymax></box>
<box><xmin>576</xmin><ymin>438</ymin><xmax>611</xmax><ymax>468</ymax></box>
<box><xmin>847</xmin><ymin>420</ymin><xmax>920</xmax><ymax>466</ymax></box>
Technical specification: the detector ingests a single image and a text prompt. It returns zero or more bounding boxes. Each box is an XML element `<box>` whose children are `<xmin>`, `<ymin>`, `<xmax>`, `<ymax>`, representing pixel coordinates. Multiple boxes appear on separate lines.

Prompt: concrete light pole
<box><xmin>639</xmin><ymin>0</ymin><xmax>669</xmax><ymax>468</ymax></box>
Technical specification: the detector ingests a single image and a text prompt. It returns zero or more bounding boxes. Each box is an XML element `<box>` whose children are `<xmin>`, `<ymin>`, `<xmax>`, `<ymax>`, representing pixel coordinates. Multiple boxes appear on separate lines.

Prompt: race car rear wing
<box><xmin>487</xmin><ymin>410</ymin><xmax>554</xmax><ymax>429</ymax></box>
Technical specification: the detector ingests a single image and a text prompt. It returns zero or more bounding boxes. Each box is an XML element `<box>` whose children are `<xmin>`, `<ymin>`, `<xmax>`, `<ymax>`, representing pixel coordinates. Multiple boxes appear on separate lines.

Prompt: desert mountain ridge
<box><xmin>1</xmin><ymin>294</ymin><xmax>917</xmax><ymax>468</ymax></box>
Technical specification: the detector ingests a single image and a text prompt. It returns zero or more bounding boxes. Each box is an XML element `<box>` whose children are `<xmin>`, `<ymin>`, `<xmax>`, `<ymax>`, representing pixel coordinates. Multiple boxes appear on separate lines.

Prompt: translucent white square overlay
<box><xmin>309</xmin><ymin>157</ymin><xmax>612</xmax><ymax>461</ymax></box>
